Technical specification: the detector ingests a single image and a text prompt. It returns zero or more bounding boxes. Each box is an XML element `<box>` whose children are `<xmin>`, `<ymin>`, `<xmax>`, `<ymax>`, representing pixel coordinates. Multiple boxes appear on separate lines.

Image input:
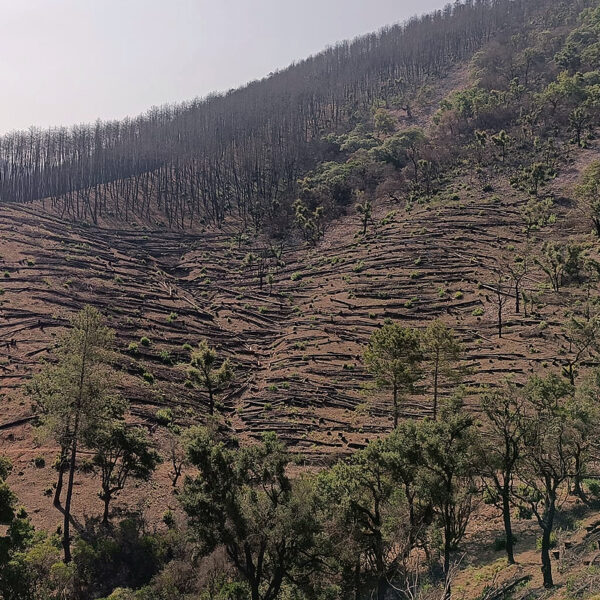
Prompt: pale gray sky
<box><xmin>0</xmin><ymin>0</ymin><xmax>448</xmax><ymax>132</ymax></box>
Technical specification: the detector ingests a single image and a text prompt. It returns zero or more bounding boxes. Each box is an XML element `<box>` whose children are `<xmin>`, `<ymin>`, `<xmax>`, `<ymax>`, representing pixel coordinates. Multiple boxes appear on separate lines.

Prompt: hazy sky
<box><xmin>1</xmin><ymin>0</ymin><xmax>448</xmax><ymax>132</ymax></box>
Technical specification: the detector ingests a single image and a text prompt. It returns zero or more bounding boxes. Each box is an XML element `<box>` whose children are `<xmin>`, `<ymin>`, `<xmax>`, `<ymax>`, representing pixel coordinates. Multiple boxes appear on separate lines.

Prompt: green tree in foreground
<box><xmin>187</xmin><ymin>340</ymin><xmax>233</xmax><ymax>416</ymax></box>
<box><xmin>319</xmin><ymin>438</ymin><xmax>419</xmax><ymax>600</ymax></box>
<box><xmin>515</xmin><ymin>374</ymin><xmax>576</xmax><ymax>589</ymax></box>
<box><xmin>422</xmin><ymin>320</ymin><xmax>462</xmax><ymax>420</ymax></box>
<box><xmin>479</xmin><ymin>381</ymin><xmax>526</xmax><ymax>565</ymax></box>
<box><xmin>29</xmin><ymin>305</ymin><xmax>118</xmax><ymax>562</ymax></box>
<box><xmin>364</xmin><ymin>323</ymin><xmax>423</xmax><ymax>428</ymax></box>
<box><xmin>417</xmin><ymin>398</ymin><xmax>480</xmax><ymax>594</ymax></box>
<box><xmin>92</xmin><ymin>421</ymin><xmax>161</xmax><ymax>524</ymax></box>
<box><xmin>0</xmin><ymin>460</ymin><xmax>37</xmax><ymax>600</ymax></box>
<box><xmin>180</xmin><ymin>430</ymin><xmax>321</xmax><ymax>600</ymax></box>
<box><xmin>0</xmin><ymin>457</ymin><xmax>16</xmax><ymax>526</ymax></box>
<box><xmin>568</xmin><ymin>370</ymin><xmax>600</xmax><ymax>500</ymax></box>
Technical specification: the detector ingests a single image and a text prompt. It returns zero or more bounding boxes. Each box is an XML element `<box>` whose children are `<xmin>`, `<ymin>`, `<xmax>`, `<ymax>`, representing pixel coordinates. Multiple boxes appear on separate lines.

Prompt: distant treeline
<box><xmin>0</xmin><ymin>0</ymin><xmax>572</xmax><ymax>230</ymax></box>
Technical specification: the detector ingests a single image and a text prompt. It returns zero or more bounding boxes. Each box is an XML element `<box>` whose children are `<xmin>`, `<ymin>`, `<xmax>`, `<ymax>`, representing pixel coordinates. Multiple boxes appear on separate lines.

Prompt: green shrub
<box><xmin>585</xmin><ymin>479</ymin><xmax>600</xmax><ymax>497</ymax></box>
<box><xmin>162</xmin><ymin>510</ymin><xmax>176</xmax><ymax>529</ymax></box>
<box><xmin>140</xmin><ymin>336</ymin><xmax>151</xmax><ymax>347</ymax></box>
<box><xmin>33</xmin><ymin>456</ymin><xmax>45</xmax><ymax>469</ymax></box>
<box><xmin>142</xmin><ymin>371</ymin><xmax>155</xmax><ymax>384</ymax></box>
<box><xmin>0</xmin><ymin>456</ymin><xmax>13</xmax><ymax>480</ymax></box>
<box><xmin>155</xmin><ymin>408</ymin><xmax>173</xmax><ymax>426</ymax></box>
<box><xmin>158</xmin><ymin>350</ymin><xmax>172</xmax><ymax>365</ymax></box>
<box><xmin>353</xmin><ymin>260</ymin><xmax>365</xmax><ymax>273</ymax></box>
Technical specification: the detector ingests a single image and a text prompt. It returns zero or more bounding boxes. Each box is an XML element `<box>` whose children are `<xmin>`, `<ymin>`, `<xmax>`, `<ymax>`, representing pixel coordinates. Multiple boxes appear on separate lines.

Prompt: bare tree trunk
<box><xmin>63</xmin><ymin>438</ymin><xmax>77</xmax><ymax>563</ymax></box>
<box><xmin>54</xmin><ymin>446</ymin><xmax>68</xmax><ymax>508</ymax></box>
<box><xmin>541</xmin><ymin>504</ymin><xmax>556</xmax><ymax>589</ymax></box>
<box><xmin>502</xmin><ymin>484</ymin><xmax>515</xmax><ymax>564</ymax></box>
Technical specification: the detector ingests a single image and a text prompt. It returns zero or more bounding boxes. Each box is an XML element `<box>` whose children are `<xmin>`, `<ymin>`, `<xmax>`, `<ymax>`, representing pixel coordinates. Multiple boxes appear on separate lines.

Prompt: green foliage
<box><xmin>142</xmin><ymin>371</ymin><xmax>154</xmax><ymax>384</ymax></box>
<box><xmin>187</xmin><ymin>340</ymin><xmax>233</xmax><ymax>415</ymax></box>
<box><xmin>27</xmin><ymin>306</ymin><xmax>125</xmax><ymax>562</ymax></box>
<box><xmin>416</xmin><ymin>398</ymin><xmax>480</xmax><ymax>571</ymax></box>
<box><xmin>155</xmin><ymin>408</ymin><xmax>173</xmax><ymax>426</ymax></box>
<box><xmin>181</xmin><ymin>430</ymin><xmax>320</xmax><ymax>600</ymax></box>
<box><xmin>293</xmin><ymin>199</ymin><xmax>325</xmax><ymax>244</ymax></box>
<box><xmin>373</xmin><ymin>108</ymin><xmax>397</xmax><ymax>135</ymax></box>
<box><xmin>422</xmin><ymin>320</ymin><xmax>462</xmax><ymax>418</ymax></box>
<box><xmin>435</xmin><ymin>86</ymin><xmax>506</xmax><ymax>131</ymax></box>
<box><xmin>535</xmin><ymin>241</ymin><xmax>585</xmax><ymax>291</ymax></box>
<box><xmin>91</xmin><ymin>421</ymin><xmax>161</xmax><ymax>523</ymax></box>
<box><xmin>330</xmin><ymin>123</ymin><xmax>379</xmax><ymax>152</ymax></box>
<box><xmin>73</xmin><ymin>516</ymin><xmax>177</xmax><ymax>597</ymax></box>
<box><xmin>585</xmin><ymin>479</ymin><xmax>600</xmax><ymax>497</ymax></box>
<box><xmin>521</xmin><ymin>196</ymin><xmax>554</xmax><ymax>237</ymax></box>
<box><xmin>0</xmin><ymin>480</ymin><xmax>16</xmax><ymax>524</ymax></box>
<box><xmin>158</xmin><ymin>350</ymin><xmax>172</xmax><ymax>365</ymax></box>
<box><xmin>317</xmin><ymin>436</ymin><xmax>416</xmax><ymax>598</ymax></box>
<box><xmin>371</xmin><ymin>127</ymin><xmax>426</xmax><ymax>175</ymax></box>
<box><xmin>0</xmin><ymin>456</ymin><xmax>12</xmax><ymax>481</ymax></box>
<box><xmin>511</xmin><ymin>163</ymin><xmax>554</xmax><ymax>195</ymax></box>
<box><xmin>364</xmin><ymin>323</ymin><xmax>423</xmax><ymax>427</ymax></box>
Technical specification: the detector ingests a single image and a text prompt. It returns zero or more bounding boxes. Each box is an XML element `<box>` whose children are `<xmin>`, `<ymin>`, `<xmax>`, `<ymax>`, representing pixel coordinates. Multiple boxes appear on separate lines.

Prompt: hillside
<box><xmin>2</xmin><ymin>0</ymin><xmax>600</xmax><ymax>598</ymax></box>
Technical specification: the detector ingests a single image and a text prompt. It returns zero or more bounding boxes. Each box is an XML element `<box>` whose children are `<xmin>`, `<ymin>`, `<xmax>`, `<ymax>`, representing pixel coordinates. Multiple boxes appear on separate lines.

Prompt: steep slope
<box><xmin>1</xmin><ymin>134</ymin><xmax>596</xmax><ymax>528</ymax></box>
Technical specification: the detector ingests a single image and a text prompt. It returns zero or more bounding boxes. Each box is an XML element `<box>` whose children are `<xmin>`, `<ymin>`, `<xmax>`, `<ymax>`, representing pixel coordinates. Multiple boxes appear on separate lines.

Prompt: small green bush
<box><xmin>155</xmin><ymin>408</ymin><xmax>173</xmax><ymax>426</ymax></box>
<box><xmin>353</xmin><ymin>260</ymin><xmax>365</xmax><ymax>273</ymax></box>
<box><xmin>585</xmin><ymin>479</ymin><xmax>600</xmax><ymax>497</ymax></box>
<box><xmin>159</xmin><ymin>350</ymin><xmax>172</xmax><ymax>364</ymax></box>
<box><xmin>162</xmin><ymin>510</ymin><xmax>176</xmax><ymax>529</ymax></box>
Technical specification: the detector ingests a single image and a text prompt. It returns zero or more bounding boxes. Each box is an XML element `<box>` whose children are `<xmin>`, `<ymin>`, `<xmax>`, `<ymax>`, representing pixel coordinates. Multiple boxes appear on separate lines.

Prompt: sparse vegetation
<box><xmin>5</xmin><ymin>1</ymin><xmax>600</xmax><ymax>598</ymax></box>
